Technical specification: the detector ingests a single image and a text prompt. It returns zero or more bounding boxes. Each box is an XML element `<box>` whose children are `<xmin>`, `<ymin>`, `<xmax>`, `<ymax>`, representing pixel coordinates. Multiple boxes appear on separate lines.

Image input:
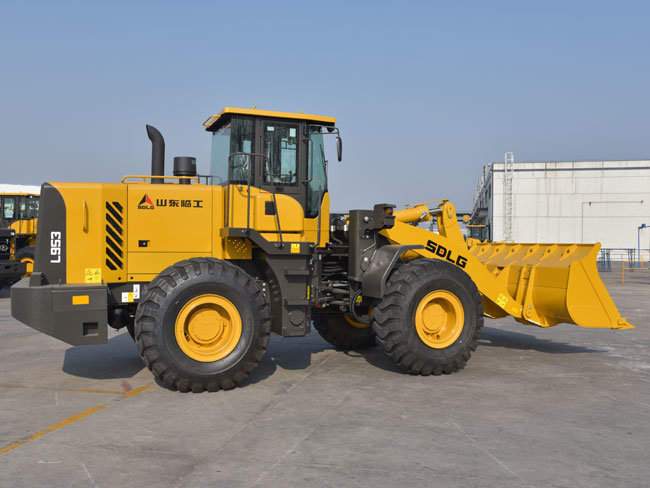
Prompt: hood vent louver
<box><xmin>105</xmin><ymin>201</ymin><xmax>124</xmax><ymax>270</ymax></box>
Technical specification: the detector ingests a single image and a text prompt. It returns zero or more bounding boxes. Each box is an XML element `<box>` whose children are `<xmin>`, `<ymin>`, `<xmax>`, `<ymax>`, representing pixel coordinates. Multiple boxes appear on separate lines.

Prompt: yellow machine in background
<box><xmin>10</xmin><ymin>107</ymin><xmax>632</xmax><ymax>393</ymax></box>
<box><xmin>0</xmin><ymin>190</ymin><xmax>39</xmax><ymax>281</ymax></box>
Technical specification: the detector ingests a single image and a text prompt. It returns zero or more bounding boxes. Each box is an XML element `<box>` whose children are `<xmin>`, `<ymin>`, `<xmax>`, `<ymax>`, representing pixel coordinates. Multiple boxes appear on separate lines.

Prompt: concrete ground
<box><xmin>0</xmin><ymin>271</ymin><xmax>648</xmax><ymax>488</ymax></box>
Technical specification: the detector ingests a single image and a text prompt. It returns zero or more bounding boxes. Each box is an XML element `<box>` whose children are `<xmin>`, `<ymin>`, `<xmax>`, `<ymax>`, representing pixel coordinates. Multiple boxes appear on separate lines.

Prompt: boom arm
<box><xmin>379</xmin><ymin>201</ymin><xmax>633</xmax><ymax>329</ymax></box>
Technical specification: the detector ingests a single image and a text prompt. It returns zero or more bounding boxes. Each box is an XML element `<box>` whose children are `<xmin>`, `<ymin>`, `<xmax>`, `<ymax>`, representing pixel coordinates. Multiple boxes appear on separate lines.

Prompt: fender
<box><xmin>361</xmin><ymin>244</ymin><xmax>423</xmax><ymax>298</ymax></box>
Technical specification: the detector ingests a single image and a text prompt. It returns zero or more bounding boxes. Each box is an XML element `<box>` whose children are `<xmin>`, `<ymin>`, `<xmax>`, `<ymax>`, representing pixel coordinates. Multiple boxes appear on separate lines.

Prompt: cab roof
<box><xmin>203</xmin><ymin>107</ymin><xmax>336</xmax><ymax>132</ymax></box>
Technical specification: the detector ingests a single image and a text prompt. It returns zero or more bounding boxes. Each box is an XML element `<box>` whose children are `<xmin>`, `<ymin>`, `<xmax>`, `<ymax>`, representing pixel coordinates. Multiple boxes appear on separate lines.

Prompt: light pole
<box><xmin>638</xmin><ymin>223</ymin><xmax>647</xmax><ymax>267</ymax></box>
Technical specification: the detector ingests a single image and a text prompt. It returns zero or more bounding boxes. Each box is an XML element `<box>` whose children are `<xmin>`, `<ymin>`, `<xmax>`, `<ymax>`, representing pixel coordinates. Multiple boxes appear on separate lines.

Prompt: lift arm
<box><xmin>380</xmin><ymin>202</ymin><xmax>633</xmax><ymax>329</ymax></box>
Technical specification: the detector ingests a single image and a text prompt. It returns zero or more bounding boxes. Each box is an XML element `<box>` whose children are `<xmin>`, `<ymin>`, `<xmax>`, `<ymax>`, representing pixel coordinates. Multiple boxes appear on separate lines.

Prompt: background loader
<box><xmin>10</xmin><ymin>107</ymin><xmax>632</xmax><ymax>392</ymax></box>
<box><xmin>0</xmin><ymin>189</ymin><xmax>39</xmax><ymax>286</ymax></box>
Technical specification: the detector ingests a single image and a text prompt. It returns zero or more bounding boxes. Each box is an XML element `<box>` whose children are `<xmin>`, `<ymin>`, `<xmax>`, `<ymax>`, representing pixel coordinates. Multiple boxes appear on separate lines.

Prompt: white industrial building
<box><xmin>470</xmin><ymin>157</ymin><xmax>650</xmax><ymax>257</ymax></box>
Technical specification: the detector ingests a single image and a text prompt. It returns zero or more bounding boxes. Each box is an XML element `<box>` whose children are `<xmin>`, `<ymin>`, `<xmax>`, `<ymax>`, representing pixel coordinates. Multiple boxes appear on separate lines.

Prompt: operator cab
<box><xmin>203</xmin><ymin>107</ymin><xmax>339</xmax><ymax>220</ymax></box>
<box><xmin>0</xmin><ymin>193</ymin><xmax>39</xmax><ymax>228</ymax></box>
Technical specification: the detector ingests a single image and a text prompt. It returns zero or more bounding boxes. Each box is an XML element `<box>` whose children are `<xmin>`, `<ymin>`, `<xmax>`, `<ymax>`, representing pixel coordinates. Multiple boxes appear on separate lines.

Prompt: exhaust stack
<box><xmin>146</xmin><ymin>125</ymin><xmax>165</xmax><ymax>184</ymax></box>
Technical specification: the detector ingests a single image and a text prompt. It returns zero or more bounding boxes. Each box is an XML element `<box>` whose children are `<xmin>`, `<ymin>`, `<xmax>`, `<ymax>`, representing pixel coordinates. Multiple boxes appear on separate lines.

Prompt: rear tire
<box><xmin>15</xmin><ymin>246</ymin><xmax>35</xmax><ymax>278</ymax></box>
<box><xmin>135</xmin><ymin>257</ymin><xmax>271</xmax><ymax>392</ymax></box>
<box><xmin>373</xmin><ymin>259</ymin><xmax>483</xmax><ymax>375</ymax></box>
<box><xmin>312</xmin><ymin>311</ymin><xmax>375</xmax><ymax>350</ymax></box>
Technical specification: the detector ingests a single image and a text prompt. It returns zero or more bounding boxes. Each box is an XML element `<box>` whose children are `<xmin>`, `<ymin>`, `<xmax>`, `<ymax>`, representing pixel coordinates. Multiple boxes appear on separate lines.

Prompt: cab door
<box><xmin>253</xmin><ymin>120</ymin><xmax>308</xmax><ymax>235</ymax></box>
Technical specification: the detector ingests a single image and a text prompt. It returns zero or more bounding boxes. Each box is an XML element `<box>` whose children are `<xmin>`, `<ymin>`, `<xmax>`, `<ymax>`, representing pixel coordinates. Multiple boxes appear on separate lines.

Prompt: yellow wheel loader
<box><xmin>10</xmin><ymin>107</ymin><xmax>632</xmax><ymax>392</ymax></box>
<box><xmin>0</xmin><ymin>190</ymin><xmax>39</xmax><ymax>284</ymax></box>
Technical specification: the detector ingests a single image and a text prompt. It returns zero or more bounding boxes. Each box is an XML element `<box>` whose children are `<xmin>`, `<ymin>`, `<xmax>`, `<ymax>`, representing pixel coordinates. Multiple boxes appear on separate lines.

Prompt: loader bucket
<box><xmin>468</xmin><ymin>242</ymin><xmax>633</xmax><ymax>329</ymax></box>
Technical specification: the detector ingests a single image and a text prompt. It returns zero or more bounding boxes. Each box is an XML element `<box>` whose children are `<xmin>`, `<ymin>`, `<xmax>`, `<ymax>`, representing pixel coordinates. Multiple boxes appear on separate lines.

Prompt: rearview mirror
<box><xmin>336</xmin><ymin>136</ymin><xmax>342</xmax><ymax>162</ymax></box>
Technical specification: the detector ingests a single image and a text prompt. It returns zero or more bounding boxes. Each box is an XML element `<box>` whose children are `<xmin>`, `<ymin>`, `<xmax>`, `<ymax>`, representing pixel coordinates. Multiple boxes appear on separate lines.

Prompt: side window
<box><xmin>18</xmin><ymin>196</ymin><xmax>26</xmax><ymax>220</ymax></box>
<box><xmin>263</xmin><ymin>123</ymin><xmax>298</xmax><ymax>186</ymax></box>
<box><xmin>229</xmin><ymin>117</ymin><xmax>255</xmax><ymax>184</ymax></box>
<box><xmin>3</xmin><ymin>196</ymin><xmax>15</xmax><ymax>220</ymax></box>
<box><xmin>306</xmin><ymin>128</ymin><xmax>327</xmax><ymax>218</ymax></box>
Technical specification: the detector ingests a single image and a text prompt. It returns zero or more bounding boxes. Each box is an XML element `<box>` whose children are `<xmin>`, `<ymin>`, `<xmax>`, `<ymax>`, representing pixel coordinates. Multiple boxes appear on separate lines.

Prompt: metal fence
<box><xmin>598</xmin><ymin>248</ymin><xmax>650</xmax><ymax>272</ymax></box>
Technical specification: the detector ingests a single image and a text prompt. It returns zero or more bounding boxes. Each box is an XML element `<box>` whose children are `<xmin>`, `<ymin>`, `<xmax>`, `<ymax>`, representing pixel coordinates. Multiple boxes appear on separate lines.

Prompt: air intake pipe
<box><xmin>146</xmin><ymin>125</ymin><xmax>165</xmax><ymax>184</ymax></box>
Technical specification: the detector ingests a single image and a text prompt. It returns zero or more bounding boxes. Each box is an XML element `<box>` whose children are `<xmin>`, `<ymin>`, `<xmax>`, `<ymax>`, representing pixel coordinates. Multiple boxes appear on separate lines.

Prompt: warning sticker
<box><xmin>290</xmin><ymin>243</ymin><xmax>300</xmax><ymax>254</ymax></box>
<box><xmin>84</xmin><ymin>268</ymin><xmax>102</xmax><ymax>284</ymax></box>
<box><xmin>496</xmin><ymin>293</ymin><xmax>508</xmax><ymax>308</ymax></box>
<box><xmin>121</xmin><ymin>292</ymin><xmax>134</xmax><ymax>303</ymax></box>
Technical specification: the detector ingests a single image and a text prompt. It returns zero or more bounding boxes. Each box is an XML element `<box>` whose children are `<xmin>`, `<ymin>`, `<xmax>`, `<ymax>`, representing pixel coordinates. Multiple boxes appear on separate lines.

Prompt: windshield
<box><xmin>210</xmin><ymin>126</ymin><xmax>230</xmax><ymax>184</ymax></box>
<box><xmin>306</xmin><ymin>127</ymin><xmax>327</xmax><ymax>218</ymax></box>
<box><xmin>209</xmin><ymin>116</ymin><xmax>256</xmax><ymax>185</ymax></box>
<box><xmin>20</xmin><ymin>196</ymin><xmax>39</xmax><ymax>219</ymax></box>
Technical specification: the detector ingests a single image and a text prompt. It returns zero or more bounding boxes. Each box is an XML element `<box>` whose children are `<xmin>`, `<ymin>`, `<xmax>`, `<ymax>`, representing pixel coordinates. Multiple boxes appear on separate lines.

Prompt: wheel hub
<box><xmin>415</xmin><ymin>290</ymin><xmax>464</xmax><ymax>349</ymax></box>
<box><xmin>175</xmin><ymin>294</ymin><xmax>242</xmax><ymax>362</ymax></box>
<box><xmin>187</xmin><ymin>308</ymin><xmax>224</xmax><ymax>344</ymax></box>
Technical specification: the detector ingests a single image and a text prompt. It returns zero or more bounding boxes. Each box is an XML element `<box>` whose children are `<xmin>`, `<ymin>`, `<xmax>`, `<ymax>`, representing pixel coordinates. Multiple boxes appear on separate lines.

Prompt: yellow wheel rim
<box><xmin>415</xmin><ymin>290</ymin><xmax>464</xmax><ymax>349</ymax></box>
<box><xmin>20</xmin><ymin>257</ymin><xmax>34</xmax><ymax>278</ymax></box>
<box><xmin>174</xmin><ymin>294</ymin><xmax>242</xmax><ymax>362</ymax></box>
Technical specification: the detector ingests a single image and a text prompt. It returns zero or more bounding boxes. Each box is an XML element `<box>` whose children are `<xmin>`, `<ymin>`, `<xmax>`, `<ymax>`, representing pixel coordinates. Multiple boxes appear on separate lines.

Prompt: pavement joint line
<box><xmin>170</xmin><ymin>356</ymin><xmax>337</xmax><ymax>488</ymax></box>
<box><xmin>250</xmin><ymin>384</ymin><xmax>355</xmax><ymax>487</ymax></box>
<box><xmin>65</xmin><ymin>388</ymin><xmax>127</xmax><ymax>395</ymax></box>
<box><xmin>0</xmin><ymin>384</ymin><xmax>127</xmax><ymax>395</ymax></box>
<box><xmin>0</xmin><ymin>383</ymin><xmax>153</xmax><ymax>456</ymax></box>
<box><xmin>448</xmin><ymin>417</ymin><xmax>533</xmax><ymax>487</ymax></box>
<box><xmin>0</xmin><ymin>333</ymin><xmax>40</xmax><ymax>344</ymax></box>
<box><xmin>0</xmin><ymin>404</ymin><xmax>109</xmax><ymax>456</ymax></box>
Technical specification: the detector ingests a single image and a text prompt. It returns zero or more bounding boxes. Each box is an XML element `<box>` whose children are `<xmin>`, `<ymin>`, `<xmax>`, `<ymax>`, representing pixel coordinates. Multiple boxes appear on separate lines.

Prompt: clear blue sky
<box><xmin>1</xmin><ymin>0</ymin><xmax>648</xmax><ymax>211</ymax></box>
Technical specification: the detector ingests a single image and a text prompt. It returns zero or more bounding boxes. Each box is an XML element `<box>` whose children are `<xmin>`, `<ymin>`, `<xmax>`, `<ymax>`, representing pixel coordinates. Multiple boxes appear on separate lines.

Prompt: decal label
<box><xmin>138</xmin><ymin>194</ymin><xmax>155</xmax><ymax>210</ymax></box>
<box><xmin>138</xmin><ymin>194</ymin><xmax>204</xmax><ymax>210</ymax></box>
<box><xmin>84</xmin><ymin>268</ymin><xmax>102</xmax><ymax>283</ymax></box>
<box><xmin>50</xmin><ymin>231</ymin><xmax>62</xmax><ymax>263</ymax></box>
<box><xmin>290</xmin><ymin>243</ymin><xmax>300</xmax><ymax>254</ymax></box>
<box><xmin>425</xmin><ymin>239</ymin><xmax>468</xmax><ymax>269</ymax></box>
<box><xmin>121</xmin><ymin>292</ymin><xmax>134</xmax><ymax>303</ymax></box>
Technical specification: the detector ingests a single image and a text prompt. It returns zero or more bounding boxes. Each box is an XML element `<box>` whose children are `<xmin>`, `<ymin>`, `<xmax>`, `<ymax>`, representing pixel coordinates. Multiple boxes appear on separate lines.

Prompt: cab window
<box><xmin>209</xmin><ymin>116</ymin><xmax>255</xmax><ymax>185</ymax></box>
<box><xmin>306</xmin><ymin>127</ymin><xmax>327</xmax><ymax>218</ymax></box>
<box><xmin>3</xmin><ymin>196</ymin><xmax>15</xmax><ymax>220</ymax></box>
<box><xmin>209</xmin><ymin>126</ymin><xmax>230</xmax><ymax>184</ymax></box>
<box><xmin>22</xmin><ymin>196</ymin><xmax>39</xmax><ymax>219</ymax></box>
<box><xmin>263</xmin><ymin>122</ymin><xmax>298</xmax><ymax>186</ymax></box>
<box><xmin>230</xmin><ymin>117</ymin><xmax>255</xmax><ymax>184</ymax></box>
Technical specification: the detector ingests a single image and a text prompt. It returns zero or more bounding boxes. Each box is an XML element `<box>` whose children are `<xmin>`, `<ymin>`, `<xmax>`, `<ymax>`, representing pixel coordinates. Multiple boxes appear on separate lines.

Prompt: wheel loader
<box><xmin>10</xmin><ymin>107</ymin><xmax>633</xmax><ymax>392</ymax></box>
<box><xmin>0</xmin><ymin>189</ymin><xmax>39</xmax><ymax>285</ymax></box>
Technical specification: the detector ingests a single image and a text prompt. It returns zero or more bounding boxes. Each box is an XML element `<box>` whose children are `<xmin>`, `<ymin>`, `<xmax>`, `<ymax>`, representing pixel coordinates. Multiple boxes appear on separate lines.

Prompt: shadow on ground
<box><xmin>479</xmin><ymin>326</ymin><xmax>604</xmax><ymax>354</ymax></box>
<box><xmin>348</xmin><ymin>346</ymin><xmax>404</xmax><ymax>374</ymax></box>
<box><xmin>265</xmin><ymin>336</ymin><xmax>329</xmax><ymax>370</ymax></box>
<box><xmin>60</xmin><ymin>326</ymin><xmax>598</xmax><ymax>386</ymax></box>
<box><xmin>151</xmin><ymin>336</ymin><xmax>331</xmax><ymax>392</ymax></box>
<box><xmin>62</xmin><ymin>332</ymin><xmax>145</xmax><ymax>379</ymax></box>
<box><xmin>354</xmin><ymin>325</ymin><xmax>606</xmax><ymax>376</ymax></box>
<box><xmin>154</xmin><ymin>351</ymin><xmax>281</xmax><ymax>392</ymax></box>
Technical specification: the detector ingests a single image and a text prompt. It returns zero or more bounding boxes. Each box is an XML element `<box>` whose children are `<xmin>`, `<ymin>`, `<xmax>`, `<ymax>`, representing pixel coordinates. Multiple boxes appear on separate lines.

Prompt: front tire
<box><xmin>135</xmin><ymin>258</ymin><xmax>271</xmax><ymax>392</ymax></box>
<box><xmin>373</xmin><ymin>259</ymin><xmax>483</xmax><ymax>375</ymax></box>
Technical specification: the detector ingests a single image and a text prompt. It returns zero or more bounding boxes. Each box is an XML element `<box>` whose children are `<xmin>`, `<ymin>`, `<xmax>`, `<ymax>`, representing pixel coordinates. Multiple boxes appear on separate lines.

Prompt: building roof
<box><xmin>489</xmin><ymin>159</ymin><xmax>650</xmax><ymax>170</ymax></box>
<box><xmin>203</xmin><ymin>107</ymin><xmax>336</xmax><ymax>131</ymax></box>
<box><xmin>0</xmin><ymin>184</ymin><xmax>40</xmax><ymax>195</ymax></box>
